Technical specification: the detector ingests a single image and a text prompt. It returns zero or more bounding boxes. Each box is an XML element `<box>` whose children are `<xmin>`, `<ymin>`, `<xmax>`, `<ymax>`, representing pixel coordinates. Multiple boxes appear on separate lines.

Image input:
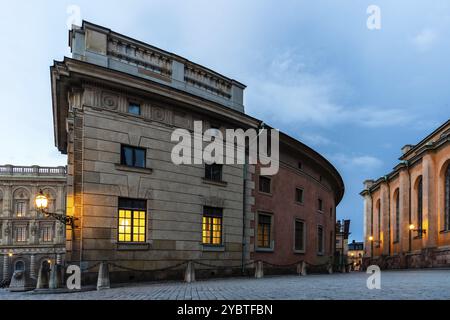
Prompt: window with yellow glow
<box><xmin>118</xmin><ymin>198</ymin><xmax>147</xmax><ymax>243</ymax></box>
<box><xmin>202</xmin><ymin>207</ymin><xmax>222</xmax><ymax>245</ymax></box>
<box><xmin>257</xmin><ymin>213</ymin><xmax>272</xmax><ymax>248</ymax></box>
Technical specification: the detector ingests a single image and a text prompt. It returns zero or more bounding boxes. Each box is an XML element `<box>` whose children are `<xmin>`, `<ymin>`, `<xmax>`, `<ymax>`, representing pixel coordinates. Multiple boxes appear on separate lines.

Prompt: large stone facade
<box><xmin>361</xmin><ymin>120</ymin><xmax>450</xmax><ymax>269</ymax></box>
<box><xmin>51</xmin><ymin>21</ymin><xmax>344</xmax><ymax>283</ymax></box>
<box><xmin>0</xmin><ymin>165</ymin><xmax>66</xmax><ymax>282</ymax></box>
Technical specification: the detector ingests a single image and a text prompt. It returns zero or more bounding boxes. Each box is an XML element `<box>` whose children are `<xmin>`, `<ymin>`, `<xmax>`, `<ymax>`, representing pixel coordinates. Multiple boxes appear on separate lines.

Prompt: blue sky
<box><xmin>1</xmin><ymin>1</ymin><xmax>449</xmax><ymax>241</ymax></box>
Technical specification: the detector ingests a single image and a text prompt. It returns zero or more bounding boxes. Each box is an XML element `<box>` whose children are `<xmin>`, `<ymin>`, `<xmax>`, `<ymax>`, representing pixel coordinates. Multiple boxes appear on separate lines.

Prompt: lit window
<box><xmin>15</xmin><ymin>201</ymin><xmax>26</xmax><ymax>217</ymax></box>
<box><xmin>294</xmin><ymin>220</ymin><xmax>305</xmax><ymax>251</ymax></box>
<box><xmin>128</xmin><ymin>102</ymin><xmax>141</xmax><ymax>115</ymax></box>
<box><xmin>121</xmin><ymin>145</ymin><xmax>146</xmax><ymax>168</ymax></box>
<box><xmin>205</xmin><ymin>163</ymin><xmax>222</xmax><ymax>181</ymax></box>
<box><xmin>417</xmin><ymin>177</ymin><xmax>423</xmax><ymax>238</ymax></box>
<box><xmin>202</xmin><ymin>207</ymin><xmax>222</xmax><ymax>245</ymax></box>
<box><xmin>259</xmin><ymin>176</ymin><xmax>271</xmax><ymax>193</ymax></box>
<box><xmin>118</xmin><ymin>198</ymin><xmax>146</xmax><ymax>243</ymax></box>
<box><xmin>258</xmin><ymin>214</ymin><xmax>272</xmax><ymax>248</ymax></box>
<box><xmin>395</xmin><ymin>191</ymin><xmax>400</xmax><ymax>242</ymax></box>
<box><xmin>15</xmin><ymin>226</ymin><xmax>27</xmax><ymax>242</ymax></box>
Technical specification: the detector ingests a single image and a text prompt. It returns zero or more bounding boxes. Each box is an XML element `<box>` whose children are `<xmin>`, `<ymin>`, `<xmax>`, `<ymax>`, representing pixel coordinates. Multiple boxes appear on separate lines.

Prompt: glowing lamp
<box><xmin>35</xmin><ymin>190</ymin><xmax>48</xmax><ymax>211</ymax></box>
<box><xmin>409</xmin><ymin>224</ymin><xmax>415</xmax><ymax>230</ymax></box>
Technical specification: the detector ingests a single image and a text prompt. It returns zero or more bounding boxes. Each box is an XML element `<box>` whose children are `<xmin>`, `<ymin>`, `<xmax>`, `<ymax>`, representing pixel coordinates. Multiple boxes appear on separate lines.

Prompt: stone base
<box><xmin>362</xmin><ymin>247</ymin><xmax>450</xmax><ymax>270</ymax></box>
<box><xmin>8</xmin><ymin>271</ymin><xmax>36</xmax><ymax>292</ymax></box>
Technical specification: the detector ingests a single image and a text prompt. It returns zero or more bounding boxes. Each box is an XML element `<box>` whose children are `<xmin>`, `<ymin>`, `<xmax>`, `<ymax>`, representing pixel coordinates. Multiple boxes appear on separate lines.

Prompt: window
<box><xmin>202</xmin><ymin>207</ymin><xmax>223</xmax><ymax>245</ymax></box>
<box><xmin>259</xmin><ymin>176</ymin><xmax>271</xmax><ymax>193</ymax></box>
<box><xmin>318</xmin><ymin>198</ymin><xmax>323</xmax><ymax>212</ymax></box>
<box><xmin>42</xmin><ymin>225</ymin><xmax>53</xmax><ymax>242</ymax></box>
<box><xmin>317</xmin><ymin>226</ymin><xmax>324</xmax><ymax>254</ymax></box>
<box><xmin>294</xmin><ymin>220</ymin><xmax>305</xmax><ymax>251</ymax></box>
<box><xmin>395</xmin><ymin>191</ymin><xmax>400</xmax><ymax>242</ymax></box>
<box><xmin>15</xmin><ymin>201</ymin><xmax>26</xmax><ymax>217</ymax></box>
<box><xmin>295</xmin><ymin>188</ymin><xmax>304</xmax><ymax>203</ymax></box>
<box><xmin>14</xmin><ymin>261</ymin><xmax>25</xmax><ymax>272</ymax></box>
<box><xmin>417</xmin><ymin>177</ymin><xmax>423</xmax><ymax>237</ymax></box>
<box><xmin>298</xmin><ymin>162</ymin><xmax>303</xmax><ymax>170</ymax></box>
<box><xmin>377</xmin><ymin>200</ymin><xmax>381</xmax><ymax>243</ymax></box>
<box><xmin>205</xmin><ymin>163</ymin><xmax>222</xmax><ymax>181</ymax></box>
<box><xmin>257</xmin><ymin>213</ymin><xmax>272</xmax><ymax>248</ymax></box>
<box><xmin>446</xmin><ymin>165</ymin><xmax>450</xmax><ymax>230</ymax></box>
<box><xmin>118</xmin><ymin>198</ymin><xmax>146</xmax><ymax>243</ymax></box>
<box><xmin>121</xmin><ymin>145</ymin><xmax>146</xmax><ymax>168</ymax></box>
<box><xmin>15</xmin><ymin>226</ymin><xmax>27</xmax><ymax>242</ymax></box>
<box><xmin>128</xmin><ymin>102</ymin><xmax>141</xmax><ymax>115</ymax></box>
<box><xmin>329</xmin><ymin>207</ymin><xmax>333</xmax><ymax>218</ymax></box>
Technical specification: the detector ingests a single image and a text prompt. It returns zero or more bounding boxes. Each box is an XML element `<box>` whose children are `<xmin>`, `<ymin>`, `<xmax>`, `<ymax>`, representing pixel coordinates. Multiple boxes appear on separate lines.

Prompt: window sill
<box><xmin>255</xmin><ymin>247</ymin><xmax>274</xmax><ymax>253</ymax></box>
<box><xmin>294</xmin><ymin>250</ymin><xmax>305</xmax><ymax>254</ymax></box>
<box><xmin>202</xmin><ymin>245</ymin><xmax>225</xmax><ymax>252</ymax></box>
<box><xmin>295</xmin><ymin>201</ymin><xmax>304</xmax><ymax>206</ymax></box>
<box><xmin>317</xmin><ymin>252</ymin><xmax>324</xmax><ymax>256</ymax></box>
<box><xmin>439</xmin><ymin>230</ymin><xmax>450</xmax><ymax>234</ymax></box>
<box><xmin>317</xmin><ymin>210</ymin><xmax>324</xmax><ymax>214</ymax></box>
<box><xmin>258</xmin><ymin>191</ymin><xmax>273</xmax><ymax>197</ymax></box>
<box><xmin>413</xmin><ymin>236</ymin><xmax>423</xmax><ymax>240</ymax></box>
<box><xmin>116</xmin><ymin>242</ymin><xmax>150</xmax><ymax>251</ymax></box>
<box><xmin>202</xmin><ymin>178</ymin><xmax>227</xmax><ymax>187</ymax></box>
<box><xmin>115</xmin><ymin>164</ymin><xmax>153</xmax><ymax>174</ymax></box>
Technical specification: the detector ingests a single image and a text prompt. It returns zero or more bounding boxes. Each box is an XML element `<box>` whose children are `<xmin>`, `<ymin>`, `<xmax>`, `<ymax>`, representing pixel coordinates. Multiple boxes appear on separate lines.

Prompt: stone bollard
<box><xmin>97</xmin><ymin>262</ymin><xmax>110</xmax><ymax>290</ymax></box>
<box><xmin>36</xmin><ymin>265</ymin><xmax>49</xmax><ymax>289</ymax></box>
<box><xmin>300</xmin><ymin>261</ymin><xmax>307</xmax><ymax>276</ymax></box>
<box><xmin>184</xmin><ymin>261</ymin><xmax>196</xmax><ymax>283</ymax></box>
<box><xmin>254</xmin><ymin>261</ymin><xmax>264</xmax><ymax>279</ymax></box>
<box><xmin>327</xmin><ymin>263</ymin><xmax>333</xmax><ymax>274</ymax></box>
<box><xmin>49</xmin><ymin>265</ymin><xmax>64</xmax><ymax>289</ymax></box>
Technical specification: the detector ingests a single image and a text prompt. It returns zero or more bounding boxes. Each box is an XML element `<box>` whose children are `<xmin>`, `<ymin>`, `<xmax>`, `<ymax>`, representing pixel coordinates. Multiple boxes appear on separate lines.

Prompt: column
<box><xmin>422</xmin><ymin>154</ymin><xmax>437</xmax><ymax>248</ymax></box>
<box><xmin>380</xmin><ymin>183</ymin><xmax>390</xmax><ymax>256</ymax></box>
<box><xmin>399</xmin><ymin>170</ymin><xmax>410</xmax><ymax>253</ymax></box>
<box><xmin>56</xmin><ymin>254</ymin><xmax>62</xmax><ymax>265</ymax></box>
<box><xmin>3</xmin><ymin>255</ymin><xmax>9</xmax><ymax>281</ymax></box>
<box><xmin>30</xmin><ymin>254</ymin><xmax>36</xmax><ymax>279</ymax></box>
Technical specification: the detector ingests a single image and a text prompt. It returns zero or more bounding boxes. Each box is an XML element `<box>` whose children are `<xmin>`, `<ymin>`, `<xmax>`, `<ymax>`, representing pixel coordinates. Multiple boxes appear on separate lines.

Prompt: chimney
<box><xmin>363</xmin><ymin>179</ymin><xmax>374</xmax><ymax>189</ymax></box>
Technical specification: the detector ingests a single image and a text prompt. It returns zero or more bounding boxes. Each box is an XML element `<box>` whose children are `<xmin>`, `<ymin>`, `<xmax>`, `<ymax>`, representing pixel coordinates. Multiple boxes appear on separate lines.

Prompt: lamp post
<box><xmin>35</xmin><ymin>190</ymin><xmax>75</xmax><ymax>228</ymax></box>
<box><xmin>409</xmin><ymin>224</ymin><xmax>426</xmax><ymax>238</ymax></box>
<box><xmin>368</xmin><ymin>236</ymin><xmax>382</xmax><ymax>260</ymax></box>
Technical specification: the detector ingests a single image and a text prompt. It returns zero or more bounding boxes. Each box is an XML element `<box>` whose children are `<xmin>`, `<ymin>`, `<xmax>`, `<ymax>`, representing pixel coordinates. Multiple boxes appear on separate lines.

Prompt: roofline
<box><xmin>79</xmin><ymin>20</ymin><xmax>246</xmax><ymax>89</ymax></box>
<box><xmin>399</xmin><ymin>119</ymin><xmax>450</xmax><ymax>160</ymax></box>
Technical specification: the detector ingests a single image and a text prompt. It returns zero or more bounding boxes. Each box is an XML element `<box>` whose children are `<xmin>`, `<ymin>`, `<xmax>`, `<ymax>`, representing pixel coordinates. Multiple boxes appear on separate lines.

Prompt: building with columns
<box><xmin>0</xmin><ymin>165</ymin><xmax>66</xmax><ymax>282</ymax></box>
<box><xmin>361</xmin><ymin>120</ymin><xmax>450</xmax><ymax>269</ymax></box>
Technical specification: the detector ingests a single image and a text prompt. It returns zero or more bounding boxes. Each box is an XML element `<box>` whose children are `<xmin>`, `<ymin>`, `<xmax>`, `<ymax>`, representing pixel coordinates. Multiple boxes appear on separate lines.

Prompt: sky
<box><xmin>1</xmin><ymin>0</ymin><xmax>449</xmax><ymax>241</ymax></box>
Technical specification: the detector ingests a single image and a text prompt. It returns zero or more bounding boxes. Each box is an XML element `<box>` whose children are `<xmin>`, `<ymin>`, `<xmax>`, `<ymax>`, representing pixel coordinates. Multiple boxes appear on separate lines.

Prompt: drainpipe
<box><xmin>384</xmin><ymin>176</ymin><xmax>391</xmax><ymax>256</ymax></box>
<box><xmin>241</xmin><ymin>122</ymin><xmax>265</xmax><ymax>273</ymax></box>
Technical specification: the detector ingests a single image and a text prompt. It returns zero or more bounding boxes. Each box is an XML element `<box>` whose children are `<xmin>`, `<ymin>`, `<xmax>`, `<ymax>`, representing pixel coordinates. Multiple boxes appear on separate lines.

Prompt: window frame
<box><xmin>41</xmin><ymin>224</ymin><xmax>53</xmax><ymax>243</ymax></box>
<box><xmin>317</xmin><ymin>198</ymin><xmax>323</xmax><ymax>212</ymax></box>
<box><xmin>117</xmin><ymin>197</ymin><xmax>147</xmax><ymax>244</ymax></box>
<box><xmin>295</xmin><ymin>188</ymin><xmax>304</xmax><ymax>204</ymax></box>
<box><xmin>258</xmin><ymin>176</ymin><xmax>272</xmax><ymax>194</ymax></box>
<box><xmin>120</xmin><ymin>145</ymin><xmax>146</xmax><ymax>169</ymax></box>
<box><xmin>317</xmin><ymin>225</ymin><xmax>324</xmax><ymax>255</ymax></box>
<box><xmin>417</xmin><ymin>176</ymin><xmax>423</xmax><ymax>238</ymax></box>
<box><xmin>445</xmin><ymin>165</ymin><xmax>450</xmax><ymax>231</ymax></box>
<box><xmin>204</xmin><ymin>163</ymin><xmax>223</xmax><ymax>182</ymax></box>
<box><xmin>14</xmin><ymin>225</ymin><xmax>27</xmax><ymax>243</ymax></box>
<box><xmin>127</xmin><ymin>101</ymin><xmax>141</xmax><ymax>116</ymax></box>
<box><xmin>15</xmin><ymin>200</ymin><xmax>27</xmax><ymax>217</ymax></box>
<box><xmin>256</xmin><ymin>212</ymin><xmax>273</xmax><ymax>250</ymax></box>
<box><xmin>202</xmin><ymin>206</ymin><xmax>223</xmax><ymax>246</ymax></box>
<box><xmin>294</xmin><ymin>219</ymin><xmax>306</xmax><ymax>253</ymax></box>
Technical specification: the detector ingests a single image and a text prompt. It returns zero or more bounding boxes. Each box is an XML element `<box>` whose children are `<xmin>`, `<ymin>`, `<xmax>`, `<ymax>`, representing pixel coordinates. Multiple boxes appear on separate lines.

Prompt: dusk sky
<box><xmin>1</xmin><ymin>0</ymin><xmax>449</xmax><ymax>241</ymax></box>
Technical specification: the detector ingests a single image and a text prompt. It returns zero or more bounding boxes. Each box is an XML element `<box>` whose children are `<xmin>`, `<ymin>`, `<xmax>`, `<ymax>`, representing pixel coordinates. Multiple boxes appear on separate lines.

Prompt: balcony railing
<box><xmin>0</xmin><ymin>165</ymin><xmax>67</xmax><ymax>176</ymax></box>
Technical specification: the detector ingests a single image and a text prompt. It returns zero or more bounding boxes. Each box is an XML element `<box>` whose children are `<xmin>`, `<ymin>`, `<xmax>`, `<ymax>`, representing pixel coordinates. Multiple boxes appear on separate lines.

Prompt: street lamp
<box><xmin>409</xmin><ymin>224</ymin><xmax>426</xmax><ymax>236</ymax></box>
<box><xmin>35</xmin><ymin>190</ymin><xmax>76</xmax><ymax>228</ymax></box>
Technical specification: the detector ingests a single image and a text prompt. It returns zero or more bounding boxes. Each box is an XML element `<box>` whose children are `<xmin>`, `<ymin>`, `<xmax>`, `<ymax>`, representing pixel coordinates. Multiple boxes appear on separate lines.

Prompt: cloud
<box><xmin>298</xmin><ymin>132</ymin><xmax>333</xmax><ymax>147</ymax></box>
<box><xmin>412</xmin><ymin>28</ymin><xmax>437</xmax><ymax>52</ymax></box>
<box><xmin>329</xmin><ymin>153</ymin><xmax>383</xmax><ymax>171</ymax></box>
<box><xmin>247</xmin><ymin>50</ymin><xmax>415</xmax><ymax>128</ymax></box>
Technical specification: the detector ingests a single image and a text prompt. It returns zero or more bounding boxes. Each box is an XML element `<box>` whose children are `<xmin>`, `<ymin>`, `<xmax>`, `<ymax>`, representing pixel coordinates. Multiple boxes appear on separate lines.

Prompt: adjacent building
<box><xmin>347</xmin><ymin>240</ymin><xmax>364</xmax><ymax>271</ymax></box>
<box><xmin>0</xmin><ymin>165</ymin><xmax>66</xmax><ymax>281</ymax></box>
<box><xmin>51</xmin><ymin>21</ymin><xmax>344</xmax><ymax>282</ymax></box>
<box><xmin>361</xmin><ymin>120</ymin><xmax>450</xmax><ymax>269</ymax></box>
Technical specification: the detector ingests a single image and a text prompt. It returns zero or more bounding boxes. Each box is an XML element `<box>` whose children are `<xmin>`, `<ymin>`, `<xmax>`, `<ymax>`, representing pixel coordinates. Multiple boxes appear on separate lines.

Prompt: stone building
<box><xmin>0</xmin><ymin>165</ymin><xmax>66</xmax><ymax>282</ymax></box>
<box><xmin>51</xmin><ymin>21</ymin><xmax>344</xmax><ymax>283</ymax></box>
<box><xmin>361</xmin><ymin>120</ymin><xmax>450</xmax><ymax>269</ymax></box>
<box><xmin>347</xmin><ymin>240</ymin><xmax>364</xmax><ymax>271</ymax></box>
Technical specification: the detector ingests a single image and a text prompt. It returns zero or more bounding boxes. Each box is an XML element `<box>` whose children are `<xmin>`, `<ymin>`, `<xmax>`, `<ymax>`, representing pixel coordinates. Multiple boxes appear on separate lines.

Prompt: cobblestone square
<box><xmin>1</xmin><ymin>269</ymin><xmax>450</xmax><ymax>300</ymax></box>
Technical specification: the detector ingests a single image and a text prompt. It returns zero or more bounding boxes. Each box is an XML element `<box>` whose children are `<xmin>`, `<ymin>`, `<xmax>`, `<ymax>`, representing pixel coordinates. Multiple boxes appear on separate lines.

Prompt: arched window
<box><xmin>445</xmin><ymin>165</ymin><xmax>450</xmax><ymax>231</ymax></box>
<box><xmin>417</xmin><ymin>177</ymin><xmax>423</xmax><ymax>237</ymax></box>
<box><xmin>13</xmin><ymin>188</ymin><xmax>30</xmax><ymax>217</ymax></box>
<box><xmin>395</xmin><ymin>190</ymin><xmax>400</xmax><ymax>242</ymax></box>
<box><xmin>14</xmin><ymin>260</ymin><xmax>25</xmax><ymax>272</ymax></box>
<box><xmin>376</xmin><ymin>200</ymin><xmax>381</xmax><ymax>244</ymax></box>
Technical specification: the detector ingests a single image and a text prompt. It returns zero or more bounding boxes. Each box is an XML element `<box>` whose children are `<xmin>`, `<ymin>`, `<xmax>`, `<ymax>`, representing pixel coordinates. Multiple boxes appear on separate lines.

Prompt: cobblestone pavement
<box><xmin>1</xmin><ymin>269</ymin><xmax>450</xmax><ymax>300</ymax></box>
